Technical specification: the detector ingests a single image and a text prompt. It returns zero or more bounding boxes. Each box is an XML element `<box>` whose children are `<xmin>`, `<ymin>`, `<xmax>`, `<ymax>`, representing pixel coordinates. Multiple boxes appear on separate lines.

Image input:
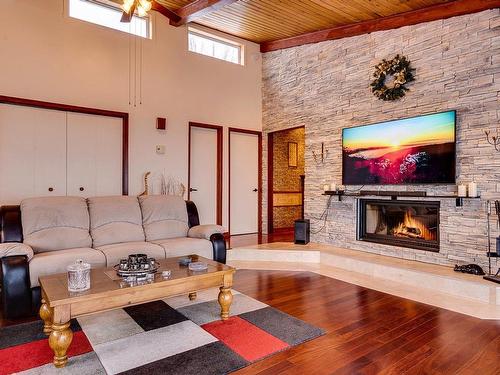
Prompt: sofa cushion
<box><xmin>88</xmin><ymin>196</ymin><xmax>145</xmax><ymax>248</ymax></box>
<box><xmin>96</xmin><ymin>241</ymin><xmax>166</xmax><ymax>266</ymax></box>
<box><xmin>29</xmin><ymin>247</ymin><xmax>106</xmax><ymax>287</ymax></box>
<box><xmin>139</xmin><ymin>195</ymin><xmax>189</xmax><ymax>241</ymax></box>
<box><xmin>153</xmin><ymin>237</ymin><xmax>213</xmax><ymax>259</ymax></box>
<box><xmin>21</xmin><ymin>197</ymin><xmax>92</xmax><ymax>253</ymax></box>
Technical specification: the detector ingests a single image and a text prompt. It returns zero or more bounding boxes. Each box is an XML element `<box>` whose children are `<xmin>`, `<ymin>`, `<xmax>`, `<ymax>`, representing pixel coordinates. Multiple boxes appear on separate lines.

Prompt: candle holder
<box><xmin>312</xmin><ymin>142</ymin><xmax>329</xmax><ymax>164</ymax></box>
<box><xmin>485</xmin><ymin>128</ymin><xmax>500</xmax><ymax>152</ymax></box>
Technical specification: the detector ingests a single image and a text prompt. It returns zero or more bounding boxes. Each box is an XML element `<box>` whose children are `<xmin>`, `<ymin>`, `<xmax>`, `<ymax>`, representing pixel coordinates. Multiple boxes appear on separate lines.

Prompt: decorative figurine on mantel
<box><xmin>453</xmin><ymin>264</ymin><xmax>485</xmax><ymax>275</ymax></box>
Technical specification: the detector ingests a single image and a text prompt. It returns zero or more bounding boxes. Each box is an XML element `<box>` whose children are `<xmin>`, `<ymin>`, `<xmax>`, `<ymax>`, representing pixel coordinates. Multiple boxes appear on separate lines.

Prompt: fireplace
<box><xmin>357</xmin><ymin>199</ymin><xmax>440</xmax><ymax>252</ymax></box>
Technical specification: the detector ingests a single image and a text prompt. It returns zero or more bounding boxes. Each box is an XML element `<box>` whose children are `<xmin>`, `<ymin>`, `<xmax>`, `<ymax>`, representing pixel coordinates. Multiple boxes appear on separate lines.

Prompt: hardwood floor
<box><xmin>1</xmin><ymin>269</ymin><xmax>498</xmax><ymax>374</ymax></box>
<box><xmin>228</xmin><ymin>230</ymin><xmax>294</xmax><ymax>248</ymax></box>
<box><xmin>232</xmin><ymin>269</ymin><xmax>500</xmax><ymax>375</ymax></box>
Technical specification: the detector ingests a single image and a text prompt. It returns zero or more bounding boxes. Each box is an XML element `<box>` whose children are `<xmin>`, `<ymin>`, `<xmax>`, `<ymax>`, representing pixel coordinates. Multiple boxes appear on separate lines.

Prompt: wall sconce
<box><xmin>312</xmin><ymin>142</ymin><xmax>329</xmax><ymax>164</ymax></box>
<box><xmin>485</xmin><ymin>127</ymin><xmax>499</xmax><ymax>151</ymax></box>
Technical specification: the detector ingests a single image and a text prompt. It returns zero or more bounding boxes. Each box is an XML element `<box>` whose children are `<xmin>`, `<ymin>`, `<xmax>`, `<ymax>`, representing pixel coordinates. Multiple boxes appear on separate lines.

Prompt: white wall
<box><xmin>0</xmin><ymin>0</ymin><xmax>262</xmax><ymax>229</ymax></box>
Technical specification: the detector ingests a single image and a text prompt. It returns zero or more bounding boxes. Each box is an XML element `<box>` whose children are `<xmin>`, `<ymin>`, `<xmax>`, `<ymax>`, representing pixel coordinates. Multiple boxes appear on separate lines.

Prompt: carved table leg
<box><xmin>218</xmin><ymin>286</ymin><xmax>233</xmax><ymax>320</ymax></box>
<box><xmin>188</xmin><ymin>292</ymin><xmax>197</xmax><ymax>301</ymax></box>
<box><xmin>49</xmin><ymin>322</ymin><xmax>73</xmax><ymax>368</ymax></box>
<box><xmin>39</xmin><ymin>299</ymin><xmax>53</xmax><ymax>336</ymax></box>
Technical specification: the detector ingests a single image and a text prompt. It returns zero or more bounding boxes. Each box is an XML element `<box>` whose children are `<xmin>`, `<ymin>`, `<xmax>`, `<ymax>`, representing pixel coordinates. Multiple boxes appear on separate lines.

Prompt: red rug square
<box><xmin>202</xmin><ymin>316</ymin><xmax>289</xmax><ymax>362</ymax></box>
<box><xmin>0</xmin><ymin>331</ymin><xmax>92</xmax><ymax>375</ymax></box>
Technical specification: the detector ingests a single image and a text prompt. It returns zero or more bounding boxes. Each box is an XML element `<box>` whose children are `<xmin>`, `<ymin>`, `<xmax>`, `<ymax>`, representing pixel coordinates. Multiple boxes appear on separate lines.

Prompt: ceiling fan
<box><xmin>120</xmin><ymin>0</ymin><xmax>152</xmax><ymax>22</ymax></box>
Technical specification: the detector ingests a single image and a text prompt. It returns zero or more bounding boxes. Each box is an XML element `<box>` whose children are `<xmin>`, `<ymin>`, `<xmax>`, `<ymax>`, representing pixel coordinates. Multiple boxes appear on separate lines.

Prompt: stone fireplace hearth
<box><xmin>357</xmin><ymin>199</ymin><xmax>440</xmax><ymax>252</ymax></box>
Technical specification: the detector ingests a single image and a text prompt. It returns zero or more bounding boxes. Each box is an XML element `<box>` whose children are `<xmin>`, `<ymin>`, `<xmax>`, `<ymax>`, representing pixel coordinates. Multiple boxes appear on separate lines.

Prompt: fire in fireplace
<box><xmin>393</xmin><ymin>211</ymin><xmax>437</xmax><ymax>241</ymax></box>
<box><xmin>357</xmin><ymin>199</ymin><xmax>440</xmax><ymax>252</ymax></box>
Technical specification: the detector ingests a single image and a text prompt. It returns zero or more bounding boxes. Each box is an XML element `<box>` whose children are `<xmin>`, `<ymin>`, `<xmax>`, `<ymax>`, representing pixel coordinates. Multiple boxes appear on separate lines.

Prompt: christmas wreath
<box><xmin>370</xmin><ymin>55</ymin><xmax>415</xmax><ymax>101</ymax></box>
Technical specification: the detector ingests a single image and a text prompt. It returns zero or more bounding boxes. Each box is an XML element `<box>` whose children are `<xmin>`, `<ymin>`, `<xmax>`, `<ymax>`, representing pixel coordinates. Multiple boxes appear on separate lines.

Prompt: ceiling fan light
<box><xmin>139</xmin><ymin>0</ymin><xmax>152</xmax><ymax>12</ymax></box>
<box><xmin>122</xmin><ymin>0</ymin><xmax>134</xmax><ymax>14</ymax></box>
<box><xmin>137</xmin><ymin>4</ymin><xmax>147</xmax><ymax>17</ymax></box>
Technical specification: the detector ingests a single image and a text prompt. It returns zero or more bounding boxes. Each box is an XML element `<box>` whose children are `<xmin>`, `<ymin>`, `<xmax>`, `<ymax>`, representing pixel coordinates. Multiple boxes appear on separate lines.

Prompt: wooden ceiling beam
<box><xmin>260</xmin><ymin>0</ymin><xmax>500</xmax><ymax>52</ymax></box>
<box><xmin>170</xmin><ymin>0</ymin><xmax>239</xmax><ymax>26</ymax></box>
<box><xmin>151</xmin><ymin>1</ymin><xmax>182</xmax><ymax>24</ymax></box>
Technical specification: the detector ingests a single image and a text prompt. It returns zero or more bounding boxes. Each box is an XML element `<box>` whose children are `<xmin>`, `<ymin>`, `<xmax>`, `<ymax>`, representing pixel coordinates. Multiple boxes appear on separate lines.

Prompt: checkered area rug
<box><xmin>0</xmin><ymin>288</ymin><xmax>324</xmax><ymax>374</ymax></box>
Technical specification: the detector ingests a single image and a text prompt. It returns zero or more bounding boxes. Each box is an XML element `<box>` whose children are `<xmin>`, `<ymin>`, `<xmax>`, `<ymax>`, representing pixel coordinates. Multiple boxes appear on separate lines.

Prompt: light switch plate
<box><xmin>156</xmin><ymin>145</ymin><xmax>166</xmax><ymax>154</ymax></box>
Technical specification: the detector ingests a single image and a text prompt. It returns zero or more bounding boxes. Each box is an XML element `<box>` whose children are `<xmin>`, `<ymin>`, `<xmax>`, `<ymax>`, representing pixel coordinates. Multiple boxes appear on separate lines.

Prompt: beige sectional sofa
<box><xmin>0</xmin><ymin>195</ymin><xmax>226</xmax><ymax>318</ymax></box>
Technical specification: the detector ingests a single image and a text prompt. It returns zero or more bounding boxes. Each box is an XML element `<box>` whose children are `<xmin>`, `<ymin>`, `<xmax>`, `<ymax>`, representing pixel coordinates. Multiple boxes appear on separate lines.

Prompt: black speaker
<box><xmin>294</xmin><ymin>219</ymin><xmax>310</xmax><ymax>245</ymax></box>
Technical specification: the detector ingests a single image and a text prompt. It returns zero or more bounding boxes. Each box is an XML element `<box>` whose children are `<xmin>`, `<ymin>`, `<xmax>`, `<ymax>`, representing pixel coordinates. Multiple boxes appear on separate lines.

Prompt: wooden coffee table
<box><xmin>38</xmin><ymin>255</ymin><xmax>235</xmax><ymax>368</ymax></box>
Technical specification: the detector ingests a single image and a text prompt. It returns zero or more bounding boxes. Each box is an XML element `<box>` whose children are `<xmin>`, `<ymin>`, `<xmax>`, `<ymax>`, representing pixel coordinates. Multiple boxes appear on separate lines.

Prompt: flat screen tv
<box><xmin>342</xmin><ymin>110</ymin><xmax>456</xmax><ymax>185</ymax></box>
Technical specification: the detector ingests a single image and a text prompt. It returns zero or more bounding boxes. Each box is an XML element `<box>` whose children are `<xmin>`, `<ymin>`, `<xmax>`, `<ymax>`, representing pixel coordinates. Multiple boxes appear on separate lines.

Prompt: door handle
<box><xmin>48</xmin><ymin>187</ymin><xmax>54</xmax><ymax>192</ymax></box>
<box><xmin>189</xmin><ymin>188</ymin><xmax>198</xmax><ymax>192</ymax></box>
<box><xmin>253</xmin><ymin>188</ymin><xmax>258</xmax><ymax>192</ymax></box>
<box><xmin>79</xmin><ymin>187</ymin><xmax>85</xmax><ymax>192</ymax></box>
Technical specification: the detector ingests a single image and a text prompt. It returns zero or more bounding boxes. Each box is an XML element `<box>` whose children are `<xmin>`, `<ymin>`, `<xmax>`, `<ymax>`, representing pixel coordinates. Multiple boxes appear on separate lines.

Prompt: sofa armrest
<box><xmin>185</xmin><ymin>201</ymin><xmax>200</xmax><ymax>228</ymax></box>
<box><xmin>209</xmin><ymin>233</ymin><xmax>227</xmax><ymax>264</ymax></box>
<box><xmin>0</xmin><ymin>205</ymin><xmax>23</xmax><ymax>243</ymax></box>
<box><xmin>1</xmin><ymin>255</ymin><xmax>32</xmax><ymax>318</ymax></box>
<box><xmin>188</xmin><ymin>224</ymin><xmax>225</xmax><ymax>240</ymax></box>
<box><xmin>187</xmin><ymin>225</ymin><xmax>226</xmax><ymax>264</ymax></box>
<box><xmin>0</xmin><ymin>243</ymin><xmax>34</xmax><ymax>261</ymax></box>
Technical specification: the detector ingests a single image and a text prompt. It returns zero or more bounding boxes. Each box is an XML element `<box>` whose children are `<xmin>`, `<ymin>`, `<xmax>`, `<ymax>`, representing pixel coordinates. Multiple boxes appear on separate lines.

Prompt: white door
<box><xmin>0</xmin><ymin>104</ymin><xmax>66</xmax><ymax>204</ymax></box>
<box><xmin>189</xmin><ymin>126</ymin><xmax>218</xmax><ymax>224</ymax></box>
<box><xmin>67</xmin><ymin>113</ymin><xmax>122</xmax><ymax>197</ymax></box>
<box><xmin>230</xmin><ymin>131</ymin><xmax>259</xmax><ymax>234</ymax></box>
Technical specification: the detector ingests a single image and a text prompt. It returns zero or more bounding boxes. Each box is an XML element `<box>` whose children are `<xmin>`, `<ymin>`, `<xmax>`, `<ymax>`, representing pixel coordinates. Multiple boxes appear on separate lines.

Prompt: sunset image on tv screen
<box><xmin>342</xmin><ymin>111</ymin><xmax>456</xmax><ymax>185</ymax></box>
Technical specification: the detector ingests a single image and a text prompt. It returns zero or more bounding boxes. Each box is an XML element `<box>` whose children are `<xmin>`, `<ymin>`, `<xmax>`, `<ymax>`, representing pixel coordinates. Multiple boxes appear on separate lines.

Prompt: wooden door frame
<box><xmin>188</xmin><ymin>122</ymin><xmax>223</xmax><ymax>225</ymax></box>
<box><xmin>228</xmin><ymin>127</ymin><xmax>262</xmax><ymax>236</ymax></box>
<box><xmin>267</xmin><ymin>125</ymin><xmax>305</xmax><ymax>234</ymax></box>
<box><xmin>0</xmin><ymin>95</ymin><xmax>129</xmax><ymax>195</ymax></box>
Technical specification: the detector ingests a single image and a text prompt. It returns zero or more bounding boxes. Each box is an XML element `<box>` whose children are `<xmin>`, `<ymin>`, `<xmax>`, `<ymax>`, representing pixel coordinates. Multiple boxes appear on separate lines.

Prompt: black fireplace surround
<box><xmin>357</xmin><ymin>199</ymin><xmax>440</xmax><ymax>252</ymax></box>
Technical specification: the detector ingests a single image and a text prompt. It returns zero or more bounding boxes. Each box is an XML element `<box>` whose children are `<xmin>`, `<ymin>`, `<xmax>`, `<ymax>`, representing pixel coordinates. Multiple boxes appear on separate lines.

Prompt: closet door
<box><xmin>0</xmin><ymin>104</ymin><xmax>66</xmax><ymax>205</ymax></box>
<box><xmin>66</xmin><ymin>113</ymin><xmax>122</xmax><ymax>197</ymax></box>
<box><xmin>34</xmin><ymin>112</ymin><xmax>67</xmax><ymax>197</ymax></box>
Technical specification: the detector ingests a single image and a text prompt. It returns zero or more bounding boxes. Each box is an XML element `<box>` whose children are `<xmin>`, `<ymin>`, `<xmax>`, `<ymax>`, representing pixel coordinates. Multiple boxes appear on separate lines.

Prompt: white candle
<box><xmin>323</xmin><ymin>184</ymin><xmax>330</xmax><ymax>192</ymax></box>
<box><xmin>468</xmin><ymin>181</ymin><xmax>478</xmax><ymax>197</ymax></box>
<box><xmin>457</xmin><ymin>184</ymin><xmax>467</xmax><ymax>197</ymax></box>
<box><xmin>330</xmin><ymin>183</ymin><xmax>337</xmax><ymax>191</ymax></box>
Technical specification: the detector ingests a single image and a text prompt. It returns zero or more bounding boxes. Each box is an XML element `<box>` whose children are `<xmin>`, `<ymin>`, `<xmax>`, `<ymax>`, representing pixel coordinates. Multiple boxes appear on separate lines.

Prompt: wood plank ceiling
<box><xmin>147</xmin><ymin>0</ymin><xmax>500</xmax><ymax>51</ymax></box>
<box><xmin>191</xmin><ymin>0</ymin><xmax>452</xmax><ymax>42</ymax></box>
